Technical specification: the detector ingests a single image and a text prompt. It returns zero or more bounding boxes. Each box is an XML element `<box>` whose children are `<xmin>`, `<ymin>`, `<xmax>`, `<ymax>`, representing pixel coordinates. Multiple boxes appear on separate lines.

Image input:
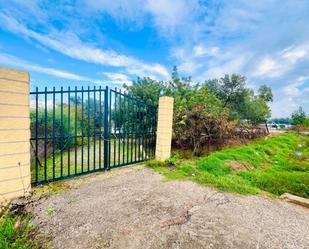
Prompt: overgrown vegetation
<box><xmin>125</xmin><ymin>66</ymin><xmax>272</xmax><ymax>154</ymax></box>
<box><xmin>290</xmin><ymin>106</ymin><xmax>309</xmax><ymax>130</ymax></box>
<box><xmin>0</xmin><ymin>214</ymin><xmax>49</xmax><ymax>249</ymax></box>
<box><xmin>146</xmin><ymin>133</ymin><xmax>309</xmax><ymax>197</ymax></box>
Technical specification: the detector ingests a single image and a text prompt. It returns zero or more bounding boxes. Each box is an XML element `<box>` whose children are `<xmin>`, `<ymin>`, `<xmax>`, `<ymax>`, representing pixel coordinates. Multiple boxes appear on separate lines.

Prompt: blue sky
<box><xmin>0</xmin><ymin>0</ymin><xmax>308</xmax><ymax>117</ymax></box>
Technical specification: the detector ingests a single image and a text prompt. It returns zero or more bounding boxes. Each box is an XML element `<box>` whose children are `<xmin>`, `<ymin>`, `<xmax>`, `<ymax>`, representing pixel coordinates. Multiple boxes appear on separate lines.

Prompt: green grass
<box><xmin>32</xmin><ymin>138</ymin><xmax>153</xmax><ymax>182</ymax></box>
<box><xmin>0</xmin><ymin>214</ymin><xmax>49</xmax><ymax>249</ymax></box>
<box><xmin>146</xmin><ymin>132</ymin><xmax>309</xmax><ymax>197</ymax></box>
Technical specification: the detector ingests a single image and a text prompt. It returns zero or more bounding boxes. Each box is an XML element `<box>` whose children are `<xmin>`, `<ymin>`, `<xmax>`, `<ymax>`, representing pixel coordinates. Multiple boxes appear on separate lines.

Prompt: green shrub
<box><xmin>165</xmin><ymin>154</ymin><xmax>178</xmax><ymax>166</ymax></box>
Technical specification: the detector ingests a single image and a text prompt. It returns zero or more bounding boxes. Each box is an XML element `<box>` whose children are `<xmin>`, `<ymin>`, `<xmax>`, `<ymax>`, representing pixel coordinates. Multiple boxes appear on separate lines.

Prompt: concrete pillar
<box><xmin>0</xmin><ymin>67</ymin><xmax>31</xmax><ymax>203</ymax></box>
<box><xmin>155</xmin><ymin>96</ymin><xmax>174</xmax><ymax>161</ymax></box>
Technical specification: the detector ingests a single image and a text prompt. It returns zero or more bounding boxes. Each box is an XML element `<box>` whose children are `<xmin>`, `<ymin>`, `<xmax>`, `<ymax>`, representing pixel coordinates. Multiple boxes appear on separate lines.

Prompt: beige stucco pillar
<box><xmin>155</xmin><ymin>96</ymin><xmax>174</xmax><ymax>161</ymax></box>
<box><xmin>0</xmin><ymin>67</ymin><xmax>31</xmax><ymax>203</ymax></box>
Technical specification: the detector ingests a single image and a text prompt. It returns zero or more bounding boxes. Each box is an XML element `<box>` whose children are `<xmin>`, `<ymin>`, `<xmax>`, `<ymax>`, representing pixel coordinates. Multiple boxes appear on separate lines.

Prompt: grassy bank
<box><xmin>0</xmin><ymin>214</ymin><xmax>49</xmax><ymax>249</ymax></box>
<box><xmin>146</xmin><ymin>132</ymin><xmax>309</xmax><ymax>197</ymax></box>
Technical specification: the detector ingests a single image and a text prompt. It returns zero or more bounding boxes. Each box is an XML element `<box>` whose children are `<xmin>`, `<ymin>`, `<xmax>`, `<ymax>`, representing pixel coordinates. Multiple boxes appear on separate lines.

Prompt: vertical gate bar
<box><xmin>150</xmin><ymin>104</ymin><xmax>153</xmax><ymax>158</ymax></box>
<box><xmin>140</xmin><ymin>101</ymin><xmax>143</xmax><ymax>161</ymax></box>
<box><xmin>108</xmin><ymin>88</ymin><xmax>111</xmax><ymax>168</ymax></box>
<box><xmin>147</xmin><ymin>103</ymin><xmax>151</xmax><ymax>158</ymax></box>
<box><xmin>150</xmin><ymin>104</ymin><xmax>153</xmax><ymax>157</ymax></box>
<box><xmin>87</xmin><ymin>86</ymin><xmax>90</xmax><ymax>172</ymax></box>
<box><xmin>134</xmin><ymin>98</ymin><xmax>137</xmax><ymax>161</ymax></box>
<box><xmin>120</xmin><ymin>92</ymin><xmax>126</xmax><ymax>164</ymax></box>
<box><xmin>130</xmin><ymin>95</ymin><xmax>133</xmax><ymax>163</ymax></box>
<box><xmin>148</xmin><ymin>104</ymin><xmax>150</xmax><ymax>158</ymax></box>
<box><xmin>52</xmin><ymin>87</ymin><xmax>56</xmax><ymax>180</ymax></box>
<box><xmin>154</xmin><ymin>105</ymin><xmax>157</xmax><ymax>157</ymax></box>
<box><xmin>144</xmin><ymin>102</ymin><xmax>147</xmax><ymax>160</ymax></box>
<box><xmin>35</xmin><ymin>87</ymin><xmax>38</xmax><ymax>183</ymax></box>
<box><xmin>126</xmin><ymin>95</ymin><xmax>128</xmax><ymax>163</ymax></box>
<box><xmin>60</xmin><ymin>87</ymin><xmax>63</xmax><ymax>178</ymax></box>
<box><xmin>44</xmin><ymin>87</ymin><xmax>47</xmax><ymax>181</ymax></box>
<box><xmin>122</xmin><ymin>93</ymin><xmax>125</xmax><ymax>164</ymax></box>
<box><xmin>81</xmin><ymin>87</ymin><xmax>84</xmax><ymax>173</ymax></box>
<box><xmin>113</xmin><ymin>89</ymin><xmax>116</xmax><ymax>166</ymax></box>
<box><xmin>138</xmin><ymin>101</ymin><xmax>141</xmax><ymax>161</ymax></box>
<box><xmin>148</xmin><ymin>102</ymin><xmax>152</xmax><ymax>158</ymax></box>
<box><xmin>142</xmin><ymin>102</ymin><xmax>145</xmax><ymax>161</ymax></box>
<box><xmin>126</xmin><ymin>95</ymin><xmax>129</xmax><ymax>164</ymax></box>
<box><xmin>74</xmin><ymin>86</ymin><xmax>77</xmax><ymax>174</ymax></box>
<box><xmin>68</xmin><ymin>87</ymin><xmax>71</xmax><ymax>176</ymax></box>
<box><xmin>152</xmin><ymin>105</ymin><xmax>155</xmax><ymax>157</ymax></box>
<box><xmin>44</xmin><ymin>87</ymin><xmax>47</xmax><ymax>182</ymax></box>
<box><xmin>145</xmin><ymin>102</ymin><xmax>148</xmax><ymax>160</ymax></box>
<box><xmin>118</xmin><ymin>91</ymin><xmax>121</xmax><ymax>166</ymax></box>
<box><xmin>103</xmin><ymin>86</ymin><xmax>109</xmax><ymax>169</ymax></box>
<box><xmin>99</xmin><ymin>86</ymin><xmax>102</xmax><ymax>169</ymax></box>
<box><xmin>93</xmin><ymin>86</ymin><xmax>96</xmax><ymax>170</ymax></box>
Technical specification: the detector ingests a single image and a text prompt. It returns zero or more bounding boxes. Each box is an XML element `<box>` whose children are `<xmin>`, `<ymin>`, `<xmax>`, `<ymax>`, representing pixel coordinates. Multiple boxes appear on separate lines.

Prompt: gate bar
<box><xmin>104</xmin><ymin>86</ymin><xmax>109</xmax><ymax>169</ymax></box>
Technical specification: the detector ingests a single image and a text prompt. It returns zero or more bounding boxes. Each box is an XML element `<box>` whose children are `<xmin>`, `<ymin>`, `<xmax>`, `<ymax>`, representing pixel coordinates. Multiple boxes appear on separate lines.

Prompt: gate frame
<box><xmin>0</xmin><ymin>66</ymin><xmax>174</xmax><ymax>202</ymax></box>
<box><xmin>29</xmin><ymin>85</ymin><xmax>158</xmax><ymax>185</ymax></box>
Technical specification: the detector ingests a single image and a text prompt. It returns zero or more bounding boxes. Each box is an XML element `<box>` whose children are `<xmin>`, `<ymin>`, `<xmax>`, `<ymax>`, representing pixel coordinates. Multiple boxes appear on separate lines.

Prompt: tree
<box><xmin>258</xmin><ymin>84</ymin><xmax>273</xmax><ymax>132</ymax></box>
<box><xmin>244</xmin><ymin>97</ymin><xmax>271</xmax><ymax>125</ymax></box>
<box><xmin>205</xmin><ymin>75</ymin><xmax>272</xmax><ymax>125</ymax></box>
<box><xmin>258</xmin><ymin>84</ymin><xmax>273</xmax><ymax>102</ymax></box>
<box><xmin>205</xmin><ymin>74</ymin><xmax>246</xmax><ymax>109</ymax></box>
<box><xmin>173</xmin><ymin>86</ymin><xmax>236</xmax><ymax>155</ymax></box>
<box><xmin>291</xmin><ymin>107</ymin><xmax>306</xmax><ymax>125</ymax></box>
<box><xmin>123</xmin><ymin>77</ymin><xmax>166</xmax><ymax>105</ymax></box>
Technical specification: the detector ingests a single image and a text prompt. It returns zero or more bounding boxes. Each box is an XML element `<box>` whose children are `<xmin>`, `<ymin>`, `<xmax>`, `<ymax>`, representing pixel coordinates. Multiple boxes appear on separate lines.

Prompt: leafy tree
<box><xmin>243</xmin><ymin>96</ymin><xmax>271</xmax><ymax>125</ymax></box>
<box><xmin>205</xmin><ymin>75</ymin><xmax>272</xmax><ymax>126</ymax></box>
<box><xmin>302</xmin><ymin>118</ymin><xmax>309</xmax><ymax>128</ymax></box>
<box><xmin>291</xmin><ymin>107</ymin><xmax>306</xmax><ymax>125</ymax></box>
<box><xmin>205</xmin><ymin>74</ymin><xmax>250</xmax><ymax>120</ymax></box>
<box><xmin>174</xmin><ymin>86</ymin><xmax>235</xmax><ymax>155</ymax></box>
<box><xmin>123</xmin><ymin>77</ymin><xmax>166</xmax><ymax>104</ymax></box>
<box><xmin>205</xmin><ymin>74</ymin><xmax>246</xmax><ymax>108</ymax></box>
<box><xmin>166</xmin><ymin>66</ymin><xmax>192</xmax><ymax>97</ymax></box>
<box><xmin>258</xmin><ymin>84</ymin><xmax>273</xmax><ymax>102</ymax></box>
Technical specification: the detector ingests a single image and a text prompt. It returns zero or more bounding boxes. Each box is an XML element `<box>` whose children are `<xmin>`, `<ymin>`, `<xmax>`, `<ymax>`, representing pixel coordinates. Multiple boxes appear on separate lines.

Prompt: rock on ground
<box><xmin>27</xmin><ymin>166</ymin><xmax>309</xmax><ymax>249</ymax></box>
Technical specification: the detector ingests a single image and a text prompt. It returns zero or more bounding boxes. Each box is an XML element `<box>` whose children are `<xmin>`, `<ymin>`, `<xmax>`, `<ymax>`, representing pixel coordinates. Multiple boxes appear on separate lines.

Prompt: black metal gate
<box><xmin>30</xmin><ymin>86</ymin><xmax>157</xmax><ymax>185</ymax></box>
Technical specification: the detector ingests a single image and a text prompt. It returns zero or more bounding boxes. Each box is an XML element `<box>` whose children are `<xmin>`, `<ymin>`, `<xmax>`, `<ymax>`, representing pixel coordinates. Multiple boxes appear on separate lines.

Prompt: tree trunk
<box><xmin>265</xmin><ymin>121</ymin><xmax>269</xmax><ymax>134</ymax></box>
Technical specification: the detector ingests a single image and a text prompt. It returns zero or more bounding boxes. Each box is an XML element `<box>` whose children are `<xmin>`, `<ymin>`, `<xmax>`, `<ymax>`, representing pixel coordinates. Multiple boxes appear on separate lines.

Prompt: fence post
<box><xmin>0</xmin><ymin>67</ymin><xmax>31</xmax><ymax>204</ymax></box>
<box><xmin>155</xmin><ymin>96</ymin><xmax>174</xmax><ymax>161</ymax></box>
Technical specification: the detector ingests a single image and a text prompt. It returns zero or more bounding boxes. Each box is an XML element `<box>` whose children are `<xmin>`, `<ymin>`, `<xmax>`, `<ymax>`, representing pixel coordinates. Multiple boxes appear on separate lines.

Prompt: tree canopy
<box><xmin>291</xmin><ymin>107</ymin><xmax>306</xmax><ymax>125</ymax></box>
<box><xmin>124</xmin><ymin>67</ymin><xmax>273</xmax><ymax>154</ymax></box>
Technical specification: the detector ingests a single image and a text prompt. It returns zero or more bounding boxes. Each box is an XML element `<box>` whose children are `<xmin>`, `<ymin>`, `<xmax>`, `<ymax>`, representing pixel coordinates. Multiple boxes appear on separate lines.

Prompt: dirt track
<box><xmin>28</xmin><ymin>166</ymin><xmax>309</xmax><ymax>249</ymax></box>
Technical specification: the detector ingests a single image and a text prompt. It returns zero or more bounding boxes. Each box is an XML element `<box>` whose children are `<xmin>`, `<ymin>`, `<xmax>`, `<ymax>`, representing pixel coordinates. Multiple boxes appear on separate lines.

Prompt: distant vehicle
<box><xmin>268</xmin><ymin>123</ymin><xmax>292</xmax><ymax>129</ymax></box>
<box><xmin>271</xmin><ymin>124</ymin><xmax>278</xmax><ymax>129</ymax></box>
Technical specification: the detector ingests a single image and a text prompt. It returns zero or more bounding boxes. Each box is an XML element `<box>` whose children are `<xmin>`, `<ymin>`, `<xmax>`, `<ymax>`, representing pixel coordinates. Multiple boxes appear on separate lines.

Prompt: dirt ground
<box><xmin>27</xmin><ymin>165</ymin><xmax>309</xmax><ymax>249</ymax></box>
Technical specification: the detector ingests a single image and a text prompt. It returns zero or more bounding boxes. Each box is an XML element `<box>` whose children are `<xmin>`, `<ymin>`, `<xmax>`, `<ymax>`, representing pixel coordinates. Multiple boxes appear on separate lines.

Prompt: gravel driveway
<box><xmin>28</xmin><ymin>165</ymin><xmax>309</xmax><ymax>249</ymax></box>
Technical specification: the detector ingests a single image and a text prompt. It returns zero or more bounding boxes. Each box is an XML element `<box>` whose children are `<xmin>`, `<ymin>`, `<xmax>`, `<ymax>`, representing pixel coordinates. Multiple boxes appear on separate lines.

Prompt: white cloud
<box><xmin>0</xmin><ymin>52</ymin><xmax>90</xmax><ymax>81</ymax></box>
<box><xmin>0</xmin><ymin>13</ymin><xmax>170</xmax><ymax>80</ymax></box>
<box><xmin>281</xmin><ymin>45</ymin><xmax>309</xmax><ymax>63</ymax></box>
<box><xmin>81</xmin><ymin>0</ymin><xmax>203</xmax><ymax>39</ymax></box>
<box><xmin>193</xmin><ymin>45</ymin><xmax>219</xmax><ymax>57</ymax></box>
<box><xmin>145</xmin><ymin>0</ymin><xmax>200</xmax><ymax>34</ymax></box>
<box><xmin>103</xmin><ymin>72</ymin><xmax>131</xmax><ymax>84</ymax></box>
<box><xmin>178</xmin><ymin>61</ymin><xmax>202</xmax><ymax>74</ymax></box>
<box><xmin>198</xmin><ymin>55</ymin><xmax>249</xmax><ymax>80</ymax></box>
<box><xmin>283</xmin><ymin>76</ymin><xmax>308</xmax><ymax>97</ymax></box>
<box><xmin>254</xmin><ymin>57</ymin><xmax>283</xmax><ymax>78</ymax></box>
